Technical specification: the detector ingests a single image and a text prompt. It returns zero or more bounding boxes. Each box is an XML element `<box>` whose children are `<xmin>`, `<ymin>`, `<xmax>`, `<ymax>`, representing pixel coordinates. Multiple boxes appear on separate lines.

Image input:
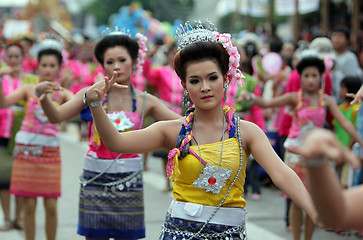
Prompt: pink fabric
<box><xmin>225</xmin><ymin>82</ymin><xmax>237</xmax><ymax>108</ymax></box>
<box><xmin>61</xmin><ymin>50</ymin><xmax>70</xmax><ymax>69</ymax></box>
<box><xmin>0</xmin><ymin>75</ymin><xmax>22</xmax><ymax>138</ymax></box>
<box><xmin>87</xmin><ymin>110</ymin><xmax>142</xmax><ymax>159</ymax></box>
<box><xmin>90</xmin><ymin>64</ymin><xmax>104</xmax><ymax>84</ymax></box>
<box><xmin>131</xmin><ymin>74</ymin><xmax>147</xmax><ymax>91</ymax></box>
<box><xmin>143</xmin><ymin>59</ymin><xmax>183</xmax><ymax>114</ymax></box>
<box><xmin>288</xmin><ymin>90</ymin><xmax>326</xmax><ymax>139</ymax></box>
<box><xmin>20</xmin><ymin>97</ymin><xmax>58</xmax><ymax>136</ymax></box>
<box><xmin>66</xmin><ymin>60</ymin><xmax>93</xmax><ymax>94</ymax></box>
<box><xmin>242</xmin><ymin>83</ymin><xmax>266</xmax><ymax>131</ymax></box>
<box><xmin>22</xmin><ymin>57</ymin><xmax>37</xmax><ymax>74</ymax></box>
<box><xmin>278</xmin><ymin>69</ymin><xmax>332</xmax><ymax>137</ymax></box>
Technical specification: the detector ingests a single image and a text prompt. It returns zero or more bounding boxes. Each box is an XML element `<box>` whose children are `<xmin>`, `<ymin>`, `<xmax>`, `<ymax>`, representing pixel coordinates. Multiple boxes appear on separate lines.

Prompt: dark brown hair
<box><xmin>94</xmin><ymin>34</ymin><xmax>139</xmax><ymax>66</ymax></box>
<box><xmin>174</xmin><ymin>41</ymin><xmax>229</xmax><ymax>82</ymax></box>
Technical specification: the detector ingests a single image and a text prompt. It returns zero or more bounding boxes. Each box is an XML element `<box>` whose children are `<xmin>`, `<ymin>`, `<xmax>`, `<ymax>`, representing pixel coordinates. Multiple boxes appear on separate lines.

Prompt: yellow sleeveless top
<box><xmin>172</xmin><ymin>138</ymin><xmax>248</xmax><ymax>208</ymax></box>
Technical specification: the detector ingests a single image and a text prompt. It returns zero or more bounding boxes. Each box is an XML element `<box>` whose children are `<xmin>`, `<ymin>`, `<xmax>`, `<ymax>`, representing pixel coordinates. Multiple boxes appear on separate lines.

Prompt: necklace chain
<box><xmin>194</xmin><ymin>112</ymin><xmax>226</xmax><ymax>171</ymax></box>
<box><xmin>185</xmin><ymin>116</ymin><xmax>244</xmax><ymax>240</ymax></box>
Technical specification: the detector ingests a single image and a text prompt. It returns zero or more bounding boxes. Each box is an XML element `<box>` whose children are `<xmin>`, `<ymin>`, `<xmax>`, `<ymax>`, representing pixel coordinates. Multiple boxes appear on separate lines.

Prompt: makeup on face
<box><xmin>103</xmin><ymin>46</ymin><xmax>133</xmax><ymax>83</ymax></box>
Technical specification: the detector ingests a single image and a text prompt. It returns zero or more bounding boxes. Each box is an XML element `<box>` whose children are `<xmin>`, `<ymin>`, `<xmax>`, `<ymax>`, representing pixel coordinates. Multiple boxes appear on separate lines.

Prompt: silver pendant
<box><xmin>193</xmin><ymin>163</ymin><xmax>232</xmax><ymax>194</ymax></box>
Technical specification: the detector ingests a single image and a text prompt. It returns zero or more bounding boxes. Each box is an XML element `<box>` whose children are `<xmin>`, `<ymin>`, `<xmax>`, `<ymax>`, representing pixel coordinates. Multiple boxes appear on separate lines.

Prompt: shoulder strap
<box><xmin>138</xmin><ymin>91</ymin><xmax>147</xmax><ymax>129</ymax></box>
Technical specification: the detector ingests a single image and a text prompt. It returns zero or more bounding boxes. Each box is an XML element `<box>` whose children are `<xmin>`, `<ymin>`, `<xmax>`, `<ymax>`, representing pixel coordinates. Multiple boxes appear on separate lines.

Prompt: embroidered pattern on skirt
<box><xmin>10</xmin><ymin>144</ymin><xmax>61</xmax><ymax>198</ymax></box>
<box><xmin>159</xmin><ymin>212</ymin><xmax>246</xmax><ymax>240</ymax></box>
<box><xmin>78</xmin><ymin>170</ymin><xmax>145</xmax><ymax>239</ymax></box>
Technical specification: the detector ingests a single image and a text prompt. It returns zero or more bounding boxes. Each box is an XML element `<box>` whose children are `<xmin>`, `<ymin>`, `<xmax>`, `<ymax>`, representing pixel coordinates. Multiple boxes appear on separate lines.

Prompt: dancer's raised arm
<box><xmin>288</xmin><ymin>128</ymin><xmax>362</xmax><ymax>229</ymax></box>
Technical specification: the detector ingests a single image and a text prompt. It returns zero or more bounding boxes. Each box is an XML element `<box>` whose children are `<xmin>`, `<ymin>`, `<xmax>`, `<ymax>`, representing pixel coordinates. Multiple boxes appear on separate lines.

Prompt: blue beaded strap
<box><xmin>175</xmin><ymin>108</ymin><xmax>237</xmax><ymax>160</ymax></box>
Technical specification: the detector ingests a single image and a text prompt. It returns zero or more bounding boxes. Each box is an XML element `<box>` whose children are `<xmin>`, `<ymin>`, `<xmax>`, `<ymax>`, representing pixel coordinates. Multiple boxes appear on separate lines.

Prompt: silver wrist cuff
<box><xmin>305</xmin><ymin>157</ymin><xmax>326</xmax><ymax>167</ymax></box>
<box><xmin>90</xmin><ymin>100</ymin><xmax>101</xmax><ymax>108</ymax></box>
<box><xmin>250</xmin><ymin>93</ymin><xmax>256</xmax><ymax>103</ymax></box>
<box><xmin>83</xmin><ymin>90</ymin><xmax>101</xmax><ymax>108</ymax></box>
<box><xmin>34</xmin><ymin>89</ymin><xmax>41</xmax><ymax>98</ymax></box>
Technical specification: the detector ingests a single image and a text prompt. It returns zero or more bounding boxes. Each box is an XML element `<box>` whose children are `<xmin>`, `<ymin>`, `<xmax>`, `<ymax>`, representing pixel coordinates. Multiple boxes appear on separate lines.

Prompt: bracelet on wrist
<box><xmin>89</xmin><ymin>101</ymin><xmax>101</xmax><ymax>108</ymax></box>
<box><xmin>82</xmin><ymin>91</ymin><xmax>87</xmax><ymax>104</ymax></box>
<box><xmin>304</xmin><ymin>157</ymin><xmax>326</xmax><ymax>167</ymax></box>
<box><xmin>34</xmin><ymin>89</ymin><xmax>41</xmax><ymax>98</ymax></box>
<box><xmin>83</xmin><ymin>90</ymin><xmax>101</xmax><ymax>108</ymax></box>
<box><xmin>250</xmin><ymin>93</ymin><xmax>256</xmax><ymax>103</ymax></box>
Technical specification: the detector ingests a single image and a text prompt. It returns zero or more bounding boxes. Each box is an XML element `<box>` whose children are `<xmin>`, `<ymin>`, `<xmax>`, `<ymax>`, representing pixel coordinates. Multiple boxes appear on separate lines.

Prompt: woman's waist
<box><xmin>172</xmin><ymin>183</ymin><xmax>245</xmax><ymax>208</ymax></box>
<box><xmin>86</xmin><ymin>147</ymin><xmax>140</xmax><ymax>159</ymax></box>
<box><xmin>20</xmin><ymin>119</ymin><xmax>58</xmax><ymax>135</ymax></box>
<box><xmin>83</xmin><ymin>154</ymin><xmax>143</xmax><ymax>173</ymax></box>
<box><xmin>168</xmin><ymin>199</ymin><xmax>246</xmax><ymax>227</ymax></box>
<box><xmin>15</xmin><ymin>131</ymin><xmax>59</xmax><ymax>146</ymax></box>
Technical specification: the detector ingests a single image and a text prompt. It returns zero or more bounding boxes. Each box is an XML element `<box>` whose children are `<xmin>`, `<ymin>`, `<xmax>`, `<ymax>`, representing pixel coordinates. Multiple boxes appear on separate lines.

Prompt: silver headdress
<box><xmin>101</xmin><ymin>26</ymin><xmax>131</xmax><ymax>37</ymax></box>
<box><xmin>176</xmin><ymin>20</ymin><xmax>245</xmax><ymax>87</ymax></box>
<box><xmin>100</xmin><ymin>26</ymin><xmax>148</xmax><ymax>75</ymax></box>
<box><xmin>38</xmin><ymin>33</ymin><xmax>64</xmax><ymax>52</ymax></box>
<box><xmin>176</xmin><ymin>20</ymin><xmax>218</xmax><ymax>50</ymax></box>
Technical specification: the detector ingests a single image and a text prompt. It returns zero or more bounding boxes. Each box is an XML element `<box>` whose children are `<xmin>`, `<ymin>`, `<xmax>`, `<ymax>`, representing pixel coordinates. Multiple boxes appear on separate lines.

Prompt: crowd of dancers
<box><xmin>0</xmin><ymin>19</ymin><xmax>363</xmax><ymax>240</ymax></box>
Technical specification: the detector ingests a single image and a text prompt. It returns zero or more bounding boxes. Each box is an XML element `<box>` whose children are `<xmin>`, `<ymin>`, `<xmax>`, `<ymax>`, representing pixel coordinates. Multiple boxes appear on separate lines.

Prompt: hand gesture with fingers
<box><xmin>236</xmin><ymin>90</ymin><xmax>254</xmax><ymax>103</ymax></box>
<box><xmin>287</xmin><ymin>128</ymin><xmax>360</xmax><ymax>169</ymax></box>
<box><xmin>0</xmin><ymin>66</ymin><xmax>15</xmax><ymax>76</ymax></box>
<box><xmin>60</xmin><ymin>67</ymin><xmax>74</xmax><ymax>88</ymax></box>
<box><xmin>35</xmin><ymin>81</ymin><xmax>63</xmax><ymax>100</ymax></box>
<box><xmin>84</xmin><ymin>71</ymin><xmax>128</xmax><ymax>106</ymax></box>
<box><xmin>348</xmin><ymin>85</ymin><xmax>363</xmax><ymax>110</ymax></box>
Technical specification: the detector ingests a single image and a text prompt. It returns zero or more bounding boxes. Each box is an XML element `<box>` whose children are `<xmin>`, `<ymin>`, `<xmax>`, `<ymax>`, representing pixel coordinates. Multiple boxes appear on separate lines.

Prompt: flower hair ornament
<box><xmin>102</xmin><ymin>26</ymin><xmax>148</xmax><ymax>75</ymax></box>
<box><xmin>6</xmin><ymin>39</ymin><xmax>22</xmax><ymax>47</ymax></box>
<box><xmin>37</xmin><ymin>32</ymin><xmax>64</xmax><ymax>52</ymax></box>
<box><xmin>176</xmin><ymin>20</ymin><xmax>245</xmax><ymax>87</ymax></box>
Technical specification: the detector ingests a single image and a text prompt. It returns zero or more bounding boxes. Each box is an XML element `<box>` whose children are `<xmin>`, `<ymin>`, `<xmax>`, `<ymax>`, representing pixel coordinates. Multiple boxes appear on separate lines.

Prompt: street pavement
<box><xmin>0</xmin><ymin>123</ymin><xmax>360</xmax><ymax>240</ymax></box>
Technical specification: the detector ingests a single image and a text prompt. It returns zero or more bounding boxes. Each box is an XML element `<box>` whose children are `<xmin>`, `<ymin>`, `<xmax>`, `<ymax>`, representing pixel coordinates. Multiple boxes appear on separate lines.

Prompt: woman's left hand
<box><xmin>236</xmin><ymin>90</ymin><xmax>253</xmax><ymax>103</ymax></box>
<box><xmin>35</xmin><ymin>81</ymin><xmax>63</xmax><ymax>100</ymax></box>
<box><xmin>287</xmin><ymin>128</ymin><xmax>360</xmax><ymax>169</ymax></box>
<box><xmin>84</xmin><ymin>71</ymin><xmax>128</xmax><ymax>104</ymax></box>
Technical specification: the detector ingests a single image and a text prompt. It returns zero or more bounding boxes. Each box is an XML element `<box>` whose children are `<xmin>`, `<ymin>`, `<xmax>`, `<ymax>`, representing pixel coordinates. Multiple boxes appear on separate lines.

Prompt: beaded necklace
<box><xmin>79</xmin><ymin>84</ymin><xmax>147</xmax><ymax>192</ymax></box>
<box><xmin>192</xmin><ymin>113</ymin><xmax>232</xmax><ymax>194</ymax></box>
<box><xmin>187</xmin><ymin>117</ymin><xmax>243</xmax><ymax>240</ymax></box>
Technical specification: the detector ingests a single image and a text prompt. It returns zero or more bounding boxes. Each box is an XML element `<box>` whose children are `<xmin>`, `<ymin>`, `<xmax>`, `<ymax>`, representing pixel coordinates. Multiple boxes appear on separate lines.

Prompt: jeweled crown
<box><xmin>102</xmin><ymin>26</ymin><xmax>131</xmax><ymax>37</ymax></box>
<box><xmin>38</xmin><ymin>33</ymin><xmax>64</xmax><ymax>52</ymax></box>
<box><xmin>176</xmin><ymin>20</ymin><xmax>218</xmax><ymax>50</ymax></box>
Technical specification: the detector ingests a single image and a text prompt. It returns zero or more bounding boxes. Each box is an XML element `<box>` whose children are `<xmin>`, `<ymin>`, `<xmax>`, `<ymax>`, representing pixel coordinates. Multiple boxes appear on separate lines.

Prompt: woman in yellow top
<box><xmin>80</xmin><ymin>21</ymin><xmax>317</xmax><ymax>239</ymax></box>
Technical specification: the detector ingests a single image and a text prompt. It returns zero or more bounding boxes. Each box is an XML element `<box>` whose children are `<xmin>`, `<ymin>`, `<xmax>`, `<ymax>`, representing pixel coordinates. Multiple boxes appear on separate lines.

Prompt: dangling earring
<box><xmin>182</xmin><ymin>90</ymin><xmax>190</xmax><ymax>108</ymax></box>
<box><xmin>223</xmin><ymin>83</ymin><xmax>228</xmax><ymax>102</ymax></box>
<box><xmin>131</xmin><ymin>65</ymin><xmax>136</xmax><ymax>78</ymax></box>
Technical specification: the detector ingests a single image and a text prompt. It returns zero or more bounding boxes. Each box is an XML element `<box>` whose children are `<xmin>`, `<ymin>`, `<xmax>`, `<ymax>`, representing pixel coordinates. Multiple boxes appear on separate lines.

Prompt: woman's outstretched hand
<box><xmin>35</xmin><ymin>81</ymin><xmax>63</xmax><ymax>101</ymax></box>
<box><xmin>236</xmin><ymin>90</ymin><xmax>253</xmax><ymax>103</ymax></box>
<box><xmin>348</xmin><ymin>85</ymin><xmax>363</xmax><ymax>110</ymax></box>
<box><xmin>84</xmin><ymin>71</ymin><xmax>128</xmax><ymax>104</ymax></box>
<box><xmin>287</xmin><ymin>128</ymin><xmax>360</xmax><ymax>169</ymax></box>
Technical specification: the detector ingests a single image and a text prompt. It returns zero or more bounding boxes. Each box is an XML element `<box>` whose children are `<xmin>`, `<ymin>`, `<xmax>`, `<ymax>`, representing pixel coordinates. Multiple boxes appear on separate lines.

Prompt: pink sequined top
<box><xmin>0</xmin><ymin>75</ymin><xmax>22</xmax><ymax>138</ymax></box>
<box><xmin>143</xmin><ymin>60</ymin><xmax>183</xmax><ymax>114</ymax></box>
<box><xmin>19</xmin><ymin>96</ymin><xmax>58</xmax><ymax>137</ymax></box>
<box><xmin>242</xmin><ymin>83</ymin><xmax>266</xmax><ymax>131</ymax></box>
<box><xmin>288</xmin><ymin>89</ymin><xmax>326</xmax><ymax>139</ymax></box>
<box><xmin>87</xmin><ymin>109</ymin><xmax>143</xmax><ymax>159</ymax></box>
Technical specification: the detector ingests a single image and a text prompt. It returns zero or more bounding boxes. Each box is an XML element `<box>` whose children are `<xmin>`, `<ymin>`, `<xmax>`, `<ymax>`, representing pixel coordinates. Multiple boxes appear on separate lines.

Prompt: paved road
<box><xmin>0</xmin><ymin>124</ymin><xmax>359</xmax><ymax>240</ymax></box>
